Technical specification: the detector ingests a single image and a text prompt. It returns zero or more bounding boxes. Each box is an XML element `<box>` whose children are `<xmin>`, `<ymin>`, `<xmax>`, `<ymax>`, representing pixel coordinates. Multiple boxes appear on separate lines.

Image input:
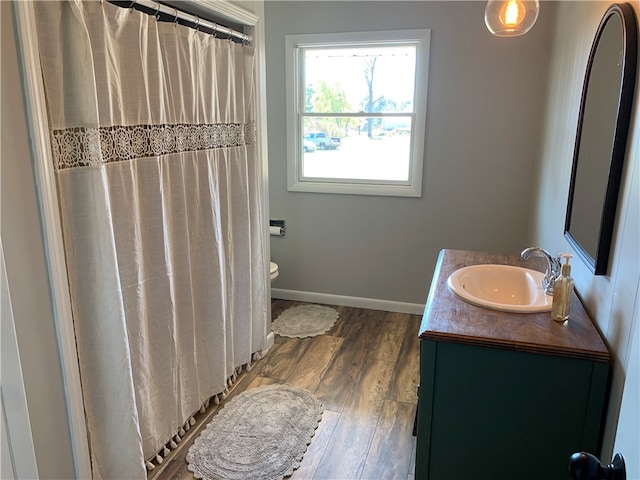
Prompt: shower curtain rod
<box><xmin>115</xmin><ymin>0</ymin><xmax>252</xmax><ymax>43</ymax></box>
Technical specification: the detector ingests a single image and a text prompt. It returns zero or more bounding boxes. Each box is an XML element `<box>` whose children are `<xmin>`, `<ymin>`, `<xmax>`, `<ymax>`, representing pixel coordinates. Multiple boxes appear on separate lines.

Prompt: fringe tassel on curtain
<box><xmin>144</xmin><ymin>351</ymin><xmax>265</xmax><ymax>471</ymax></box>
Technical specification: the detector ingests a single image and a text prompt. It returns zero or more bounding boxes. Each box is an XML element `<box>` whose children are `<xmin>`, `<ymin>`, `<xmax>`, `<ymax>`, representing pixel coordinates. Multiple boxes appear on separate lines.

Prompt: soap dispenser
<box><xmin>551</xmin><ymin>253</ymin><xmax>574</xmax><ymax>322</ymax></box>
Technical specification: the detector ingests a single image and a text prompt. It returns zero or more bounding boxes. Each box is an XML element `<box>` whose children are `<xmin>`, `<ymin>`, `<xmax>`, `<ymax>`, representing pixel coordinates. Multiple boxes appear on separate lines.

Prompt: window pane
<box><xmin>304</xmin><ymin>46</ymin><xmax>416</xmax><ymax>114</ymax></box>
<box><xmin>286</xmin><ymin>30</ymin><xmax>430</xmax><ymax>196</ymax></box>
<box><xmin>302</xmin><ymin>116</ymin><xmax>412</xmax><ymax>181</ymax></box>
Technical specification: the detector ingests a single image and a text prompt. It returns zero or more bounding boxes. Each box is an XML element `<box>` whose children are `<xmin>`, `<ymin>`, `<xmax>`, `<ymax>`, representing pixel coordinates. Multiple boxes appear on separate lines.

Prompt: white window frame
<box><xmin>285</xmin><ymin>29</ymin><xmax>431</xmax><ymax>197</ymax></box>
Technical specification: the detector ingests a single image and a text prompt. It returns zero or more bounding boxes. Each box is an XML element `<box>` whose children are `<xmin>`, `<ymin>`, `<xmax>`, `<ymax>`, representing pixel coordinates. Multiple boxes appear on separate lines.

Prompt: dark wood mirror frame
<box><xmin>564</xmin><ymin>3</ymin><xmax>637</xmax><ymax>275</ymax></box>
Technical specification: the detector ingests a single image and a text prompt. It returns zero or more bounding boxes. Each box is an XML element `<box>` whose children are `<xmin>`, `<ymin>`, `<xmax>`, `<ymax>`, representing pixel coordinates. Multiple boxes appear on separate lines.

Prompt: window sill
<box><xmin>287</xmin><ymin>178</ymin><xmax>422</xmax><ymax>197</ymax></box>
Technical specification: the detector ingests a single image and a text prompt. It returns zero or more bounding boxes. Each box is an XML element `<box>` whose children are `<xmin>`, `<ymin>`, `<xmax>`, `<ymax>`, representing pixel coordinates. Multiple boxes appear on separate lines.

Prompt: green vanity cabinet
<box><xmin>415</xmin><ymin>250</ymin><xmax>610</xmax><ymax>480</ymax></box>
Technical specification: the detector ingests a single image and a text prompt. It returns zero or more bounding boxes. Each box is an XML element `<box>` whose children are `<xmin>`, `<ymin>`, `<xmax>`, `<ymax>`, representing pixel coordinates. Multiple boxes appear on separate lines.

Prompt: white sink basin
<box><xmin>447</xmin><ymin>264</ymin><xmax>553</xmax><ymax>313</ymax></box>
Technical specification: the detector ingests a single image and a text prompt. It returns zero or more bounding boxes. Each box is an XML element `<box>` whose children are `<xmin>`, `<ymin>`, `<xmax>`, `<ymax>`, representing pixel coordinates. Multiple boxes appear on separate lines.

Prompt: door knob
<box><xmin>568</xmin><ymin>452</ymin><xmax>626</xmax><ymax>480</ymax></box>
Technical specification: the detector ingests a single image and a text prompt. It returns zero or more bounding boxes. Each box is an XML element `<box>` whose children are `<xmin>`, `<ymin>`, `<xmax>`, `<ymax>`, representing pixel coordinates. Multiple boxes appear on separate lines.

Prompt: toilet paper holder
<box><xmin>270</xmin><ymin>219</ymin><xmax>285</xmax><ymax>237</ymax></box>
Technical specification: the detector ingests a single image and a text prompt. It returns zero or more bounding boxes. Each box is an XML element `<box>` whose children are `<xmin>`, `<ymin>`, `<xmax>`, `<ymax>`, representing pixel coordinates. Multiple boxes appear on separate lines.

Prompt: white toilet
<box><xmin>270</xmin><ymin>261</ymin><xmax>279</xmax><ymax>283</ymax></box>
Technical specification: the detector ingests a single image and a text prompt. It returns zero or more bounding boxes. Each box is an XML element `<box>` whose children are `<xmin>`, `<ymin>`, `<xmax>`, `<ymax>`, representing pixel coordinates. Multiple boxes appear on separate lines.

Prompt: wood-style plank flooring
<box><xmin>150</xmin><ymin>300</ymin><xmax>421</xmax><ymax>480</ymax></box>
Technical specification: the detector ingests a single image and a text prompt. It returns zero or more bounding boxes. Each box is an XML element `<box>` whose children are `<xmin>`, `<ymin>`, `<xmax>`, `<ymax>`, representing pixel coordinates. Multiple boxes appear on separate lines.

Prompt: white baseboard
<box><xmin>271</xmin><ymin>288</ymin><xmax>425</xmax><ymax>315</ymax></box>
<box><xmin>265</xmin><ymin>331</ymin><xmax>275</xmax><ymax>351</ymax></box>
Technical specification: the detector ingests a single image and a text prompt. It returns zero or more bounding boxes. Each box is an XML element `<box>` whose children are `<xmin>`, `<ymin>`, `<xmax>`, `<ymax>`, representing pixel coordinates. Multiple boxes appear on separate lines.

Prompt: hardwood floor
<box><xmin>150</xmin><ymin>300</ymin><xmax>421</xmax><ymax>480</ymax></box>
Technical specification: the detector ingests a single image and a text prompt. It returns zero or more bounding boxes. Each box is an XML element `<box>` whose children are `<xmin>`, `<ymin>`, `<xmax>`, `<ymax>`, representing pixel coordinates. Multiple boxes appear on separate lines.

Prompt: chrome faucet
<box><xmin>521</xmin><ymin>247</ymin><xmax>560</xmax><ymax>295</ymax></box>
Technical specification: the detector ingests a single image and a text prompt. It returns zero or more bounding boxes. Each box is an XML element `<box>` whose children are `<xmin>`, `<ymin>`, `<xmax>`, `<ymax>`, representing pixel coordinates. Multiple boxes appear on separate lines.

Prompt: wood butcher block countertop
<box><xmin>419</xmin><ymin>249</ymin><xmax>610</xmax><ymax>362</ymax></box>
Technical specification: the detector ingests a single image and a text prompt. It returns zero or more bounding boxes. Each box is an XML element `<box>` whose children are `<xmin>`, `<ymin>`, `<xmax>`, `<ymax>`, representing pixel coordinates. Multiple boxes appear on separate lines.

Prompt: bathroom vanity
<box><xmin>415</xmin><ymin>250</ymin><xmax>610</xmax><ymax>480</ymax></box>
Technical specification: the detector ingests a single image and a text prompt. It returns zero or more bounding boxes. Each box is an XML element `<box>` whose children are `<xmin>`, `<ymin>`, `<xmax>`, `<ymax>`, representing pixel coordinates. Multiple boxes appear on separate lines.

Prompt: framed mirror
<box><xmin>564</xmin><ymin>3</ymin><xmax>637</xmax><ymax>275</ymax></box>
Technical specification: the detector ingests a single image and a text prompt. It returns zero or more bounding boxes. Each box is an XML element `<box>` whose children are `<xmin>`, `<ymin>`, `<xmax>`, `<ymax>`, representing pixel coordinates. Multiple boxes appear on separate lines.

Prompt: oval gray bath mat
<box><xmin>272</xmin><ymin>304</ymin><xmax>339</xmax><ymax>338</ymax></box>
<box><xmin>187</xmin><ymin>383</ymin><xmax>323</xmax><ymax>480</ymax></box>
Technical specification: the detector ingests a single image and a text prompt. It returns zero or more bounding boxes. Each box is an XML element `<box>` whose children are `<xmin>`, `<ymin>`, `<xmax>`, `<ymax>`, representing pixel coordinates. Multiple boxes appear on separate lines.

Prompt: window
<box><xmin>285</xmin><ymin>30</ymin><xmax>431</xmax><ymax>197</ymax></box>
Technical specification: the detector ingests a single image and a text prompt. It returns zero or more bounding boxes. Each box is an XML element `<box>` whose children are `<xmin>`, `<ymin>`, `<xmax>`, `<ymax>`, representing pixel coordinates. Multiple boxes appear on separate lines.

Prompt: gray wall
<box><xmin>1</xmin><ymin>2</ymin><xmax>75</xmax><ymax>477</ymax></box>
<box><xmin>265</xmin><ymin>1</ymin><xmax>555</xmax><ymax>306</ymax></box>
<box><xmin>532</xmin><ymin>1</ymin><xmax>640</xmax><ymax>472</ymax></box>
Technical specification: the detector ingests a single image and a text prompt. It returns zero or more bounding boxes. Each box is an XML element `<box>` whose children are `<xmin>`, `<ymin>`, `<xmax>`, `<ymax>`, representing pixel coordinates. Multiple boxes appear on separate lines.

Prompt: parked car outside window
<box><xmin>303</xmin><ymin>139</ymin><xmax>317</xmax><ymax>152</ymax></box>
<box><xmin>304</xmin><ymin>132</ymin><xmax>341</xmax><ymax>150</ymax></box>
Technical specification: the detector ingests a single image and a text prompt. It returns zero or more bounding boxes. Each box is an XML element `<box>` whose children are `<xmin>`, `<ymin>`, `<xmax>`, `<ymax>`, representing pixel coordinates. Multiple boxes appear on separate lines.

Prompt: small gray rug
<box><xmin>187</xmin><ymin>384</ymin><xmax>323</xmax><ymax>480</ymax></box>
<box><xmin>272</xmin><ymin>304</ymin><xmax>340</xmax><ymax>338</ymax></box>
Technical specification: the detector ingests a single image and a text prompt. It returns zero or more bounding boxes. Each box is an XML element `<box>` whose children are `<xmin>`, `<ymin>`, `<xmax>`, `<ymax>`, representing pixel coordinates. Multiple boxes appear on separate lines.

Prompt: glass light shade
<box><xmin>485</xmin><ymin>0</ymin><xmax>540</xmax><ymax>37</ymax></box>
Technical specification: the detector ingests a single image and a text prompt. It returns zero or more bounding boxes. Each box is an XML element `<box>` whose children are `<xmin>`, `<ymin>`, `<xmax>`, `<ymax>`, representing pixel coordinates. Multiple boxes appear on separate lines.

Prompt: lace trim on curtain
<box><xmin>50</xmin><ymin>122</ymin><xmax>257</xmax><ymax>170</ymax></box>
<box><xmin>144</xmin><ymin>351</ymin><xmax>264</xmax><ymax>472</ymax></box>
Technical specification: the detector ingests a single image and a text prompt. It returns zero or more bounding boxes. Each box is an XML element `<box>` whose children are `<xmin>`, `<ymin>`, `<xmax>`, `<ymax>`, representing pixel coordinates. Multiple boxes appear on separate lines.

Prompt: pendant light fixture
<box><xmin>485</xmin><ymin>0</ymin><xmax>540</xmax><ymax>37</ymax></box>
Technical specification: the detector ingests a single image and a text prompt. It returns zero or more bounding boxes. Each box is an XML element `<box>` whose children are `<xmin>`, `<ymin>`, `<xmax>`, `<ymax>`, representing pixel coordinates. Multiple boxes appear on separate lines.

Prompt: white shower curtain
<box><xmin>33</xmin><ymin>2</ymin><xmax>269</xmax><ymax>478</ymax></box>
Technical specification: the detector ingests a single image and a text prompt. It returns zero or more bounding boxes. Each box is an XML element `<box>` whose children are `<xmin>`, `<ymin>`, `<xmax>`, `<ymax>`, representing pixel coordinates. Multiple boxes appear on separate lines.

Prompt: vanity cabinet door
<box><xmin>415</xmin><ymin>340</ymin><xmax>608</xmax><ymax>480</ymax></box>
